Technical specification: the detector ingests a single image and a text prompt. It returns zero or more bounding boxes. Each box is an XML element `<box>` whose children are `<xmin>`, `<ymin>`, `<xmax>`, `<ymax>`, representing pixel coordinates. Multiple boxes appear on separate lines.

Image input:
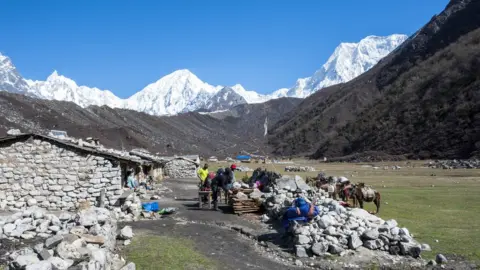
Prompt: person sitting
<box><xmin>126</xmin><ymin>171</ymin><xmax>138</xmax><ymax>190</ymax></box>
<box><xmin>282</xmin><ymin>197</ymin><xmax>319</xmax><ymax>229</ymax></box>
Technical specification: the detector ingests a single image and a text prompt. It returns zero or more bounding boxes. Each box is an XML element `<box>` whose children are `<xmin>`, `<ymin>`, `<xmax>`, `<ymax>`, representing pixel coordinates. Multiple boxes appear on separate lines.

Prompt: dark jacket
<box><xmin>211</xmin><ymin>174</ymin><xmax>228</xmax><ymax>191</ymax></box>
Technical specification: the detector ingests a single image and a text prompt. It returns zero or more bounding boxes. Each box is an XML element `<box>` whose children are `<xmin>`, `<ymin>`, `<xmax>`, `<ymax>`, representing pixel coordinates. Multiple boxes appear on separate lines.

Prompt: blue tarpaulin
<box><xmin>142</xmin><ymin>202</ymin><xmax>159</xmax><ymax>212</ymax></box>
<box><xmin>236</xmin><ymin>155</ymin><xmax>251</xmax><ymax>160</ymax></box>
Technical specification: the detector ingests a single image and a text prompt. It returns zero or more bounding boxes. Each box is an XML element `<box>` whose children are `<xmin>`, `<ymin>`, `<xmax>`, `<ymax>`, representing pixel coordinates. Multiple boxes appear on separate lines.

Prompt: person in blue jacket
<box><xmin>282</xmin><ymin>197</ymin><xmax>319</xmax><ymax>229</ymax></box>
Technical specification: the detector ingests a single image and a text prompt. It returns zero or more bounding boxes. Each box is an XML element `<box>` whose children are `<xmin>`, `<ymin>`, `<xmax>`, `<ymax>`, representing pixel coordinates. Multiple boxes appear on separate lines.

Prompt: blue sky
<box><xmin>1</xmin><ymin>0</ymin><xmax>448</xmax><ymax>97</ymax></box>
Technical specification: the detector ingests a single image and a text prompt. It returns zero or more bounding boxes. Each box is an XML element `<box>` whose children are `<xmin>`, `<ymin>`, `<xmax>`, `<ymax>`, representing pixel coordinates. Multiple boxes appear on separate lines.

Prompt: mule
<box><xmin>351</xmin><ymin>183</ymin><xmax>381</xmax><ymax>214</ymax></box>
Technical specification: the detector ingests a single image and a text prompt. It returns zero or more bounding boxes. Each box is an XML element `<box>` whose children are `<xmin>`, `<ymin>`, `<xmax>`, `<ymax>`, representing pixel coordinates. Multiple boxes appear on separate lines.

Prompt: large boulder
<box><xmin>311</xmin><ymin>242</ymin><xmax>328</xmax><ymax>255</ymax></box>
<box><xmin>399</xmin><ymin>242</ymin><xmax>422</xmax><ymax>258</ymax></box>
<box><xmin>348</xmin><ymin>234</ymin><xmax>363</xmax><ymax>250</ymax></box>
<box><xmin>118</xmin><ymin>226</ymin><xmax>133</xmax><ymax>240</ymax></box>
<box><xmin>317</xmin><ymin>215</ymin><xmax>336</xmax><ymax>229</ymax></box>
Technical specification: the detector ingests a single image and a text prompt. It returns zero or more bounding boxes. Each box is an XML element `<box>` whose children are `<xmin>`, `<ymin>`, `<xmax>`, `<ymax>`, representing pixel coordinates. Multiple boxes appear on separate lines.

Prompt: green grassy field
<box><xmin>123</xmin><ymin>234</ymin><xmax>215</xmax><ymax>270</ymax></box>
<box><xmin>212</xmin><ymin>160</ymin><xmax>480</xmax><ymax>261</ymax></box>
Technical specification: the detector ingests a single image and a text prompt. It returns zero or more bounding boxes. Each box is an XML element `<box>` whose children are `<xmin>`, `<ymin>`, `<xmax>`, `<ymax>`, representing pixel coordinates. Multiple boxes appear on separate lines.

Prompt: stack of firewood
<box><xmin>229</xmin><ymin>189</ymin><xmax>262</xmax><ymax>214</ymax></box>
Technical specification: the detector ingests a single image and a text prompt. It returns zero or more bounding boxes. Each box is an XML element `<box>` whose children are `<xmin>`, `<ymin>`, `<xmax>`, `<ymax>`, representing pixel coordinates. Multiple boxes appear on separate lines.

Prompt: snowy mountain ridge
<box><xmin>0</xmin><ymin>34</ymin><xmax>407</xmax><ymax>115</ymax></box>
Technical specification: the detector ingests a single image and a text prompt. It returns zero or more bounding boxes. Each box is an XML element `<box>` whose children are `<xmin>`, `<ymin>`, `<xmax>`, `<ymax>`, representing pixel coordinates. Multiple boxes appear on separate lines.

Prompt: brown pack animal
<box><xmin>352</xmin><ymin>183</ymin><xmax>381</xmax><ymax>214</ymax></box>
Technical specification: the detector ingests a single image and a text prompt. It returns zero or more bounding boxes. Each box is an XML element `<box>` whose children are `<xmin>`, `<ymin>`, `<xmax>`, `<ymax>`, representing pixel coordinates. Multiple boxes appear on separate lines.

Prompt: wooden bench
<box><xmin>198</xmin><ymin>191</ymin><xmax>212</xmax><ymax>209</ymax></box>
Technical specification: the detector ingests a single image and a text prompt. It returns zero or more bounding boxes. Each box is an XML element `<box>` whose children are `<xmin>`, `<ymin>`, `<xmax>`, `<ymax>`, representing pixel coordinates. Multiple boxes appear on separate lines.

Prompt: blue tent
<box><xmin>236</xmin><ymin>155</ymin><xmax>251</xmax><ymax>161</ymax></box>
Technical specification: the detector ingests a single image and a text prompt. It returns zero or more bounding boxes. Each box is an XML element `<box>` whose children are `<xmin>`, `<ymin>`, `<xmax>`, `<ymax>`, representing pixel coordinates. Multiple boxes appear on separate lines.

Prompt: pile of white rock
<box><xmin>426</xmin><ymin>159</ymin><xmax>480</xmax><ymax>169</ymax></box>
<box><xmin>2</xmin><ymin>207</ymin><xmax>135</xmax><ymax>270</ymax></box>
<box><xmin>110</xmin><ymin>192</ymin><xmax>142</xmax><ymax>222</ymax></box>
<box><xmin>284</xmin><ymin>166</ymin><xmax>315</xmax><ymax>172</ymax></box>
<box><xmin>262</xmin><ymin>176</ymin><xmax>430</xmax><ymax>260</ymax></box>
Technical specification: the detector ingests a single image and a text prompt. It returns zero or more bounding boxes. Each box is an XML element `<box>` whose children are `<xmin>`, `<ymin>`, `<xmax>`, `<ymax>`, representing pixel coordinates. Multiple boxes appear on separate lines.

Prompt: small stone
<box><xmin>37</xmin><ymin>220</ymin><xmax>50</xmax><ymax>233</ymax></box>
<box><xmin>295</xmin><ymin>245</ymin><xmax>308</xmax><ymax>258</ymax></box>
<box><xmin>34</xmin><ymin>243</ymin><xmax>45</xmax><ymax>254</ymax></box>
<box><xmin>294</xmin><ymin>259</ymin><xmax>303</xmax><ymax>267</ymax></box>
<box><xmin>45</xmin><ymin>235</ymin><xmax>64</xmax><ymax>248</ymax></box>
<box><xmin>47</xmin><ymin>256</ymin><xmax>73</xmax><ymax>270</ymax></box>
<box><xmin>427</xmin><ymin>260</ymin><xmax>437</xmax><ymax>266</ymax></box>
<box><xmin>120</xmin><ymin>262</ymin><xmax>136</xmax><ymax>270</ymax></box>
<box><xmin>58</xmin><ymin>213</ymin><xmax>71</xmax><ymax>221</ymax></box>
<box><xmin>48</xmin><ymin>226</ymin><xmax>61</xmax><ymax>233</ymax></box>
<box><xmin>80</xmin><ymin>234</ymin><xmax>105</xmax><ymax>245</ymax></box>
<box><xmin>21</xmin><ymin>231</ymin><xmax>37</xmax><ymax>239</ymax></box>
<box><xmin>3</xmin><ymin>223</ymin><xmax>16</xmax><ymax>236</ymax></box>
<box><xmin>389</xmin><ymin>245</ymin><xmax>401</xmax><ymax>255</ymax></box>
<box><xmin>385</xmin><ymin>219</ymin><xmax>398</xmax><ymax>228</ymax></box>
<box><xmin>27</xmin><ymin>198</ymin><xmax>38</xmax><ymax>206</ymax></box>
<box><xmin>124</xmin><ymin>239</ymin><xmax>131</xmax><ymax>246</ymax></box>
<box><xmin>318</xmin><ymin>215</ymin><xmax>336</xmax><ymax>229</ymax></box>
<box><xmin>436</xmin><ymin>254</ymin><xmax>448</xmax><ymax>264</ymax></box>
<box><xmin>311</xmin><ymin>242</ymin><xmax>327</xmax><ymax>255</ymax></box>
<box><xmin>25</xmin><ymin>261</ymin><xmax>53</xmax><ymax>270</ymax></box>
<box><xmin>70</xmin><ymin>226</ymin><xmax>88</xmax><ymax>236</ymax></box>
<box><xmin>348</xmin><ymin>234</ymin><xmax>363</xmax><ymax>250</ymax></box>
<box><xmin>14</xmin><ymin>254</ymin><xmax>40</xmax><ymax>268</ymax></box>
<box><xmin>421</xmin><ymin>243</ymin><xmax>432</xmax><ymax>251</ymax></box>
<box><xmin>399</xmin><ymin>227</ymin><xmax>410</xmax><ymax>236</ymax></box>
<box><xmin>362</xmin><ymin>229</ymin><xmax>379</xmax><ymax>240</ymax></box>
<box><xmin>328</xmin><ymin>244</ymin><xmax>344</xmax><ymax>255</ymax></box>
<box><xmin>363</xmin><ymin>240</ymin><xmax>378</xmax><ymax>250</ymax></box>
<box><xmin>39</xmin><ymin>249</ymin><xmax>52</xmax><ymax>260</ymax></box>
<box><xmin>399</xmin><ymin>242</ymin><xmax>421</xmax><ymax>258</ymax></box>
<box><xmin>296</xmin><ymin>235</ymin><xmax>310</xmax><ymax>245</ymax></box>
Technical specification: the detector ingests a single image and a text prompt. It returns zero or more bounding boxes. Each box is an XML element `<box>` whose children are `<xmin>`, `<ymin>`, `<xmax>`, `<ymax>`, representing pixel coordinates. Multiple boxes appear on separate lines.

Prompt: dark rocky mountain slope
<box><xmin>0</xmin><ymin>91</ymin><xmax>301</xmax><ymax>157</ymax></box>
<box><xmin>268</xmin><ymin>0</ymin><xmax>480</xmax><ymax>160</ymax></box>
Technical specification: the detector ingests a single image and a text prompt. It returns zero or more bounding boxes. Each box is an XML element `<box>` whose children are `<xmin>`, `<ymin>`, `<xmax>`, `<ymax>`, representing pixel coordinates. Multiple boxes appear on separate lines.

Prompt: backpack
<box><xmin>216</xmin><ymin>168</ymin><xmax>225</xmax><ymax>176</ymax></box>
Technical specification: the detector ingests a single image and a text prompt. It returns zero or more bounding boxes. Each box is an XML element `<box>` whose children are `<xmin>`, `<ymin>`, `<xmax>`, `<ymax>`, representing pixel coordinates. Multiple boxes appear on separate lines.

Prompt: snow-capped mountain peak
<box><xmin>0</xmin><ymin>52</ymin><xmax>31</xmax><ymax>95</ymax></box>
<box><xmin>27</xmin><ymin>70</ymin><xmax>124</xmax><ymax>108</ymax></box>
<box><xmin>230</xmin><ymin>84</ymin><xmax>270</xmax><ymax>104</ymax></box>
<box><xmin>279</xmin><ymin>34</ymin><xmax>408</xmax><ymax>98</ymax></box>
<box><xmin>125</xmin><ymin>69</ymin><xmax>219</xmax><ymax>115</ymax></box>
<box><xmin>0</xmin><ymin>33</ymin><xmax>408</xmax><ymax>115</ymax></box>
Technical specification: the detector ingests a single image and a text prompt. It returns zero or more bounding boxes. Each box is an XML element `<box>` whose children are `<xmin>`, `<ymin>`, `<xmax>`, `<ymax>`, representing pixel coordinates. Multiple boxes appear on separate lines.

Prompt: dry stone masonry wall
<box><xmin>163</xmin><ymin>159</ymin><xmax>197</xmax><ymax>178</ymax></box>
<box><xmin>0</xmin><ymin>139</ymin><xmax>123</xmax><ymax>211</ymax></box>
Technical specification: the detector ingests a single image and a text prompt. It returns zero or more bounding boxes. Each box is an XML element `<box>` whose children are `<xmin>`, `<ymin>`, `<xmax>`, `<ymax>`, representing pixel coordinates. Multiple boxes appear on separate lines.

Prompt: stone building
<box><xmin>163</xmin><ymin>157</ymin><xmax>199</xmax><ymax>178</ymax></box>
<box><xmin>0</xmin><ymin>133</ymin><xmax>150</xmax><ymax>211</ymax></box>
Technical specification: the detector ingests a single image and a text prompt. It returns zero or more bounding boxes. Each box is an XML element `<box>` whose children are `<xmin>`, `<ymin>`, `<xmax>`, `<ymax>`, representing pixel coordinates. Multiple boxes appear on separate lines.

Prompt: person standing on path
<box><xmin>211</xmin><ymin>168</ymin><xmax>233</xmax><ymax>210</ymax></box>
<box><xmin>197</xmin><ymin>164</ymin><xmax>209</xmax><ymax>187</ymax></box>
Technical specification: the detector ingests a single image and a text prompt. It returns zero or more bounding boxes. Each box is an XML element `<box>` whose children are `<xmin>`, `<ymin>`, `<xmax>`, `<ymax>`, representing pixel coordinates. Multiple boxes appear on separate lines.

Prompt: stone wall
<box><xmin>163</xmin><ymin>158</ymin><xmax>197</xmax><ymax>178</ymax></box>
<box><xmin>0</xmin><ymin>139</ymin><xmax>123</xmax><ymax>211</ymax></box>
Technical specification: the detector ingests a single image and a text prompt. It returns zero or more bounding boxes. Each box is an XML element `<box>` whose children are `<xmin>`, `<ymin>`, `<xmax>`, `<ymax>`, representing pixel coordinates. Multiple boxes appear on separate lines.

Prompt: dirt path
<box><xmin>126</xmin><ymin>178</ymin><xmax>299</xmax><ymax>270</ymax></box>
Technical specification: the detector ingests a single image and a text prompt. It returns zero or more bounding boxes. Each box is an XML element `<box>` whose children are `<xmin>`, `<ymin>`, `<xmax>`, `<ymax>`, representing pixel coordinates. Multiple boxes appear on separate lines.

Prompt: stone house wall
<box><xmin>0</xmin><ymin>138</ymin><xmax>123</xmax><ymax>211</ymax></box>
<box><xmin>163</xmin><ymin>159</ymin><xmax>197</xmax><ymax>178</ymax></box>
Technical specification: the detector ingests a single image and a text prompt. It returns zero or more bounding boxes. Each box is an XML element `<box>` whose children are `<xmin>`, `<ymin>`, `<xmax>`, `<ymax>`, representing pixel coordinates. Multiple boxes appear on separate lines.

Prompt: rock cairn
<box><xmin>3</xmin><ymin>206</ymin><xmax>135</xmax><ymax>270</ymax></box>
<box><xmin>284</xmin><ymin>166</ymin><xmax>315</xmax><ymax>172</ymax></box>
<box><xmin>426</xmin><ymin>159</ymin><xmax>480</xmax><ymax>169</ymax></box>
<box><xmin>261</xmin><ymin>175</ymin><xmax>430</xmax><ymax>259</ymax></box>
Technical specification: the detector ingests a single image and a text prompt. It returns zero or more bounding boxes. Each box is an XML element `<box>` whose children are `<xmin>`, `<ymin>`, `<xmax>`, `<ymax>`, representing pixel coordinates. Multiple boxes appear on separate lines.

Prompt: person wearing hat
<box><xmin>224</xmin><ymin>164</ymin><xmax>237</xmax><ymax>189</ymax></box>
